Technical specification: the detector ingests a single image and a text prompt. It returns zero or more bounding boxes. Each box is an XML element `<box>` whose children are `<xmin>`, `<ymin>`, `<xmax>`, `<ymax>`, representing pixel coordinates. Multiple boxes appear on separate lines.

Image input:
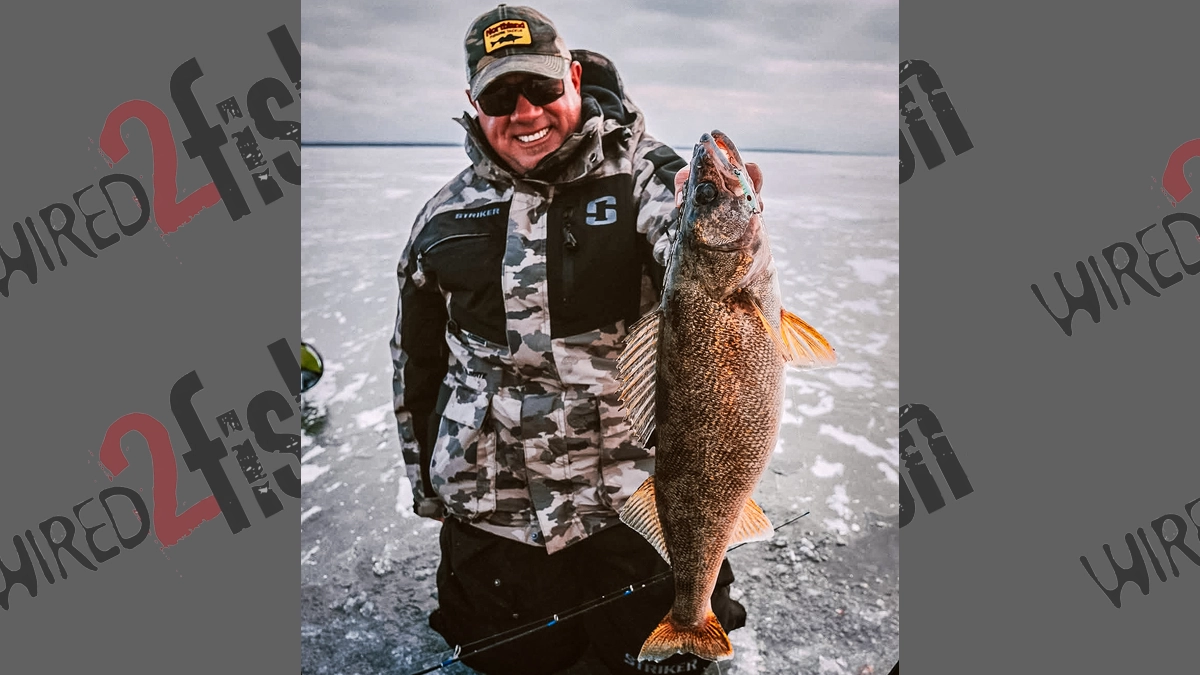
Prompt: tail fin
<box><xmin>638</xmin><ymin>609</ymin><xmax>733</xmax><ymax>662</ymax></box>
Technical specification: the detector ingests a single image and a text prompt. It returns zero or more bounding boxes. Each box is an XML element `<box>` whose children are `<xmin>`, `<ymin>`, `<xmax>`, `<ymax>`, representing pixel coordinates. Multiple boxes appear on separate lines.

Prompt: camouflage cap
<box><xmin>465</xmin><ymin>4</ymin><xmax>572</xmax><ymax>101</ymax></box>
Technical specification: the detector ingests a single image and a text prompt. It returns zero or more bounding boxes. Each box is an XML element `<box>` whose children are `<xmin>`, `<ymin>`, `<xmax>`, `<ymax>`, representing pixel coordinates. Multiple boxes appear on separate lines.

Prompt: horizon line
<box><xmin>300</xmin><ymin>141</ymin><xmax>895</xmax><ymax>157</ymax></box>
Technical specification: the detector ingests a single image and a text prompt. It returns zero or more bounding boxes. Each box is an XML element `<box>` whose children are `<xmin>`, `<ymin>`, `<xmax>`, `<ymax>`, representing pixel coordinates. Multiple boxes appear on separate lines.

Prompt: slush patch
<box><xmin>484</xmin><ymin>20</ymin><xmax>531</xmax><ymax>53</ymax></box>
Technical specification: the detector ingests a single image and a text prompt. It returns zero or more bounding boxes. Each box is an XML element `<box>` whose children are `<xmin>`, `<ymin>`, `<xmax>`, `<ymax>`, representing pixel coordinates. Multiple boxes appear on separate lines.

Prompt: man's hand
<box><xmin>673</xmin><ymin>163</ymin><xmax>764</xmax><ymax>209</ymax></box>
<box><xmin>416</xmin><ymin>497</ymin><xmax>446</xmax><ymax>521</ymax></box>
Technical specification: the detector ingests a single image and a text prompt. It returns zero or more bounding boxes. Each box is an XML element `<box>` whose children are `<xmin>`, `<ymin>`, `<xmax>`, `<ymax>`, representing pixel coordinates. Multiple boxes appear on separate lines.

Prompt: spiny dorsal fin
<box><xmin>728</xmin><ymin>497</ymin><xmax>774</xmax><ymax>548</ymax></box>
<box><xmin>619</xmin><ymin>476</ymin><xmax>669</xmax><ymax>564</ymax></box>
<box><xmin>617</xmin><ymin>309</ymin><xmax>661</xmax><ymax>445</ymax></box>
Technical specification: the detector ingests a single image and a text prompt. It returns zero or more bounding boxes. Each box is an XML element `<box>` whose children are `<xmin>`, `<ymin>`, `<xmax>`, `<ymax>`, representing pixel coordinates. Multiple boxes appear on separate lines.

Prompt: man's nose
<box><xmin>510</xmin><ymin>94</ymin><xmax>541</xmax><ymax>121</ymax></box>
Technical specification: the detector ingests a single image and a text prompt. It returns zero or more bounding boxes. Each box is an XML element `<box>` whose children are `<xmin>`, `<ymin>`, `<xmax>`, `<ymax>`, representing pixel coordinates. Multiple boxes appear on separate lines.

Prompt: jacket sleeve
<box><xmin>632</xmin><ymin>134</ymin><xmax>687</xmax><ymax>292</ymax></box>
<box><xmin>391</xmin><ymin>212</ymin><xmax>450</xmax><ymax>519</ymax></box>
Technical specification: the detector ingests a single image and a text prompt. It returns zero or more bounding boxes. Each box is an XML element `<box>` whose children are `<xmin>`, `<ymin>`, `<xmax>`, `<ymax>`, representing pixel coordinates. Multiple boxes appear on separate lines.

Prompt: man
<box><xmin>390</xmin><ymin>6</ymin><xmax>761</xmax><ymax>673</ymax></box>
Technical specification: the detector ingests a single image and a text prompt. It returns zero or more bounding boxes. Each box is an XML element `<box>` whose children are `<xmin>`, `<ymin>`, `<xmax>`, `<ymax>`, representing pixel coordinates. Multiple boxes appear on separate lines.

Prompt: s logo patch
<box><xmin>585</xmin><ymin>195</ymin><xmax>617</xmax><ymax>226</ymax></box>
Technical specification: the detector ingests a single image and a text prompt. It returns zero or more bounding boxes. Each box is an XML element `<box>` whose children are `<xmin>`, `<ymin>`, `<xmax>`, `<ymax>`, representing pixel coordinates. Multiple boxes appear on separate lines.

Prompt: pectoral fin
<box><xmin>619</xmin><ymin>476</ymin><xmax>670</xmax><ymax>564</ymax></box>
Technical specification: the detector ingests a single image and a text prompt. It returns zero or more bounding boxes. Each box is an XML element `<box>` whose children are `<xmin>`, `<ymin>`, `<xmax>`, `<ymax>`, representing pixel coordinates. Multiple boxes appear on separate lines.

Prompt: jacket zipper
<box><xmin>562</xmin><ymin>207</ymin><xmax>577</xmax><ymax>303</ymax></box>
<box><xmin>414</xmin><ymin>232</ymin><xmax>490</xmax><ymax>283</ymax></box>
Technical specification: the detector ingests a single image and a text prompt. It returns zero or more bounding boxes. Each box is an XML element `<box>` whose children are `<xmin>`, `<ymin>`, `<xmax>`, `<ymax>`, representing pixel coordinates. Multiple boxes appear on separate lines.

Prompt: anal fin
<box><xmin>728</xmin><ymin>497</ymin><xmax>774</xmax><ymax>548</ymax></box>
<box><xmin>619</xmin><ymin>476</ymin><xmax>669</xmax><ymax>564</ymax></box>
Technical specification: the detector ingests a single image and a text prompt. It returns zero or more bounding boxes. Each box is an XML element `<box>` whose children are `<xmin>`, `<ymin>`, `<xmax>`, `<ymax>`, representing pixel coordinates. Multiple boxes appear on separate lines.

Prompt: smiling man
<box><xmin>390</xmin><ymin>5</ymin><xmax>753</xmax><ymax>674</ymax></box>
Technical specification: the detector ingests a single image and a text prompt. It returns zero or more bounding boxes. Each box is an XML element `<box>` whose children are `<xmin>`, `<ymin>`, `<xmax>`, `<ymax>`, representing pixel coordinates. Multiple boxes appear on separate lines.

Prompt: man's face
<box><xmin>468</xmin><ymin>60</ymin><xmax>584</xmax><ymax>175</ymax></box>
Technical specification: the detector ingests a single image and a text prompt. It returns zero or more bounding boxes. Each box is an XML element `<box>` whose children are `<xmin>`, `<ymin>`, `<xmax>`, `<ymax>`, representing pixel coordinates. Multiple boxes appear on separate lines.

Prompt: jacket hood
<box><xmin>457</xmin><ymin>49</ymin><xmax>647</xmax><ymax>185</ymax></box>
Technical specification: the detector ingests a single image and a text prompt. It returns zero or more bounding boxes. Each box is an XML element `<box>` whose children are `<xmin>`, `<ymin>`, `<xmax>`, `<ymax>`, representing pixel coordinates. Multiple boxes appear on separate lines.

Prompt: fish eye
<box><xmin>694</xmin><ymin>182</ymin><xmax>717</xmax><ymax>205</ymax></box>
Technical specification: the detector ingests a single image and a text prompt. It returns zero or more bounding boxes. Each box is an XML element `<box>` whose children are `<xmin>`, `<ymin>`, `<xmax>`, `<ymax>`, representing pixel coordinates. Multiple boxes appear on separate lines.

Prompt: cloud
<box><xmin>301</xmin><ymin>0</ymin><xmax>898</xmax><ymax>153</ymax></box>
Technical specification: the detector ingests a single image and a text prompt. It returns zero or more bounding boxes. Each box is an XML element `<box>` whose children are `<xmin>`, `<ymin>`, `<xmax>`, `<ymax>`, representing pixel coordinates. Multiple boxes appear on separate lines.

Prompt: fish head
<box><xmin>676</xmin><ymin>131</ymin><xmax>773</xmax><ymax>297</ymax></box>
<box><xmin>681</xmin><ymin>130</ymin><xmax>762</xmax><ymax>250</ymax></box>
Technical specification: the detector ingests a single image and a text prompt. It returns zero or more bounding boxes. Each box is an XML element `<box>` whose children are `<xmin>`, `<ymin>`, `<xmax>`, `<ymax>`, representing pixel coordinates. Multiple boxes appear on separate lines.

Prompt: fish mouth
<box><xmin>696</xmin><ymin>130</ymin><xmax>739</xmax><ymax>182</ymax></box>
<box><xmin>692</xmin><ymin>131</ymin><xmax>754</xmax><ymax>195</ymax></box>
<box><xmin>688</xmin><ymin>130</ymin><xmax>760</xmax><ymax>252</ymax></box>
<box><xmin>700</xmin><ymin>130</ymin><xmax>745</xmax><ymax>172</ymax></box>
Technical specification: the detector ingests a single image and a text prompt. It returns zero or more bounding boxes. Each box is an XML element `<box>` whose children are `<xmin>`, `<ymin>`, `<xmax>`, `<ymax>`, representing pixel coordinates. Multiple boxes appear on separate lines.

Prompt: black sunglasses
<box><xmin>477</xmin><ymin>77</ymin><xmax>565</xmax><ymax>117</ymax></box>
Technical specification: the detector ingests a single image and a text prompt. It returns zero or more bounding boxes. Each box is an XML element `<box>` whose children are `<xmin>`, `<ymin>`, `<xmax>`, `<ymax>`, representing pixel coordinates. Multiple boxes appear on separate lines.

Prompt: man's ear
<box><xmin>570</xmin><ymin>60</ymin><xmax>582</xmax><ymax>94</ymax></box>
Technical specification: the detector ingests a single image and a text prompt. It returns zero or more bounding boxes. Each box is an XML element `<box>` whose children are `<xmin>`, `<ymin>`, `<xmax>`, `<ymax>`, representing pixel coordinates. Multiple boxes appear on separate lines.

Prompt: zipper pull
<box><xmin>412</xmin><ymin>252</ymin><xmax>427</xmax><ymax>286</ymax></box>
<box><xmin>563</xmin><ymin>207</ymin><xmax>578</xmax><ymax>251</ymax></box>
<box><xmin>561</xmin><ymin>207</ymin><xmax>577</xmax><ymax>304</ymax></box>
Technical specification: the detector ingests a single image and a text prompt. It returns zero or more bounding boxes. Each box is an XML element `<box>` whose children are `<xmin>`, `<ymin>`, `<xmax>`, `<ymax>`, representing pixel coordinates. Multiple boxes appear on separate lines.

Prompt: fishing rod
<box><xmin>403</xmin><ymin>510</ymin><xmax>811</xmax><ymax>675</ymax></box>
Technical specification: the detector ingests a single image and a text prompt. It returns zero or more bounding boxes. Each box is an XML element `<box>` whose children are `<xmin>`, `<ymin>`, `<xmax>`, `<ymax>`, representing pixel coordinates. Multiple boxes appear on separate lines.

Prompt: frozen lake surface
<box><xmin>300</xmin><ymin>146</ymin><xmax>899</xmax><ymax>675</ymax></box>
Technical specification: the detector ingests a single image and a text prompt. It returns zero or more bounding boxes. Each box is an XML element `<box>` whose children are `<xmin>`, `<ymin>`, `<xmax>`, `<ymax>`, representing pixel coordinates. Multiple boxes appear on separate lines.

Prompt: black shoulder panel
<box><xmin>644</xmin><ymin>144</ymin><xmax>687</xmax><ymax>190</ymax></box>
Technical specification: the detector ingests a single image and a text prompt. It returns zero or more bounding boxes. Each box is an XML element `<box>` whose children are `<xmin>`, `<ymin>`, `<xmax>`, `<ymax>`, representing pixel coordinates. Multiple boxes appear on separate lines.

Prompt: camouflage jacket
<box><xmin>391</xmin><ymin>51</ymin><xmax>685</xmax><ymax>553</ymax></box>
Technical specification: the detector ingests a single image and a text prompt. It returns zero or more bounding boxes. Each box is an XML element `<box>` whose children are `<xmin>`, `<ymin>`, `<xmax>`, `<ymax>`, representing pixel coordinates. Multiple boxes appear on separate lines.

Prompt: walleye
<box><xmin>617</xmin><ymin>130</ymin><xmax>836</xmax><ymax>662</ymax></box>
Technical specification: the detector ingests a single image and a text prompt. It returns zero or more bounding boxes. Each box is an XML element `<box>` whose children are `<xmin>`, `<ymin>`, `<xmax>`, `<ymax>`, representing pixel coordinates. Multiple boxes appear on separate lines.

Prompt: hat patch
<box><xmin>483</xmin><ymin>20</ymin><xmax>531</xmax><ymax>53</ymax></box>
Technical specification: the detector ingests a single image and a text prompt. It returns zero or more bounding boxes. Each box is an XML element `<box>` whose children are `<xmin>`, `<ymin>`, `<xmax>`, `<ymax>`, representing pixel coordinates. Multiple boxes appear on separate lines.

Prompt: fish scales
<box><xmin>657</xmin><ymin>278</ymin><xmax>784</xmax><ymax>619</ymax></box>
<box><xmin>617</xmin><ymin>130</ymin><xmax>836</xmax><ymax>663</ymax></box>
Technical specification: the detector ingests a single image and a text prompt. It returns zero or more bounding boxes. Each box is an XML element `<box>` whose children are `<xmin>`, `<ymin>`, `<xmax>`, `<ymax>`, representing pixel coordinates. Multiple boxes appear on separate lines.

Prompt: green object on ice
<box><xmin>300</xmin><ymin>343</ymin><xmax>321</xmax><ymax>371</ymax></box>
<box><xmin>300</xmin><ymin>342</ymin><xmax>324</xmax><ymax>393</ymax></box>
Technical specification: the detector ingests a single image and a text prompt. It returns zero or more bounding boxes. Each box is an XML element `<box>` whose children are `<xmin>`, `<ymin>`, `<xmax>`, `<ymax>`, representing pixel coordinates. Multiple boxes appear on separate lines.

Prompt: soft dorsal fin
<box><xmin>619</xmin><ymin>476</ymin><xmax>669</xmax><ymax>564</ymax></box>
<box><xmin>617</xmin><ymin>309</ymin><xmax>661</xmax><ymax>445</ymax></box>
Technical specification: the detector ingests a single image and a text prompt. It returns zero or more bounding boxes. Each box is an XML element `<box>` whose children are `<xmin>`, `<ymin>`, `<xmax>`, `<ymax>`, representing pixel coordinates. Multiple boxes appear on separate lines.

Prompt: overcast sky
<box><xmin>302</xmin><ymin>0</ymin><xmax>897</xmax><ymax>154</ymax></box>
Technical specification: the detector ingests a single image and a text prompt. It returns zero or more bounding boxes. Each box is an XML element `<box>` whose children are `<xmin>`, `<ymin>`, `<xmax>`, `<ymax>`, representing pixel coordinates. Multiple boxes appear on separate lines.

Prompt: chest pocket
<box><xmin>546</xmin><ymin>174</ymin><xmax>643</xmax><ymax>337</ymax></box>
<box><xmin>415</xmin><ymin>203</ymin><xmax>510</xmax><ymax>344</ymax></box>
